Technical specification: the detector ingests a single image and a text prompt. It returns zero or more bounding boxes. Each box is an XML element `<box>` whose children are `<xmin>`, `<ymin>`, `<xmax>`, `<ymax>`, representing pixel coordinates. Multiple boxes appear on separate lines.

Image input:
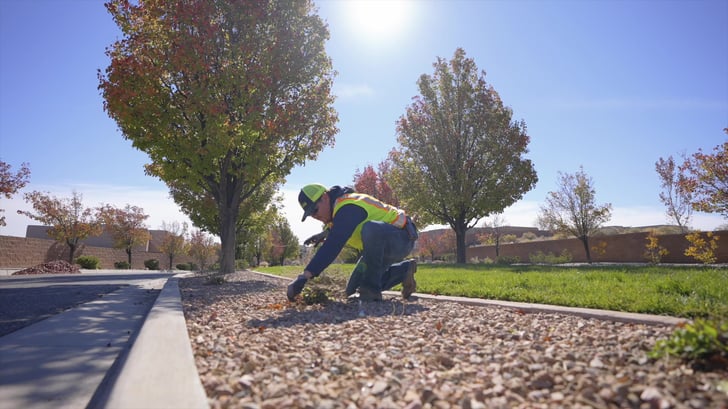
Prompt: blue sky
<box><xmin>1</xmin><ymin>0</ymin><xmax>726</xmax><ymax>243</ymax></box>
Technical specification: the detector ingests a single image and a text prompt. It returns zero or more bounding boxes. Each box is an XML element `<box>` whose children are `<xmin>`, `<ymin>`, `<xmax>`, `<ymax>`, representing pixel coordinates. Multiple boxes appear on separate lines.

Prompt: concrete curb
<box><xmin>250</xmin><ymin>270</ymin><xmax>687</xmax><ymax>327</ymax></box>
<box><xmin>100</xmin><ymin>274</ymin><xmax>208</xmax><ymax>409</ymax></box>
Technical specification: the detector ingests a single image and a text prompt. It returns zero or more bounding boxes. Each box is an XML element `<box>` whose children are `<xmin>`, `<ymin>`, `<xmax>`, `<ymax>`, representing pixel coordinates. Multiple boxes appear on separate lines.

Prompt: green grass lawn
<box><xmin>256</xmin><ymin>263</ymin><xmax>728</xmax><ymax>319</ymax></box>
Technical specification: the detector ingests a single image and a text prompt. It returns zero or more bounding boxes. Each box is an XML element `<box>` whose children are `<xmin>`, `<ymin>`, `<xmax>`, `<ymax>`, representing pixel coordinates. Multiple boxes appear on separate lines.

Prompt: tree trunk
<box><xmin>219</xmin><ymin>204</ymin><xmax>238</xmax><ymax>274</ymax></box>
<box><xmin>126</xmin><ymin>247</ymin><xmax>132</xmax><ymax>268</ymax></box>
<box><xmin>454</xmin><ymin>222</ymin><xmax>468</xmax><ymax>264</ymax></box>
<box><xmin>67</xmin><ymin>243</ymin><xmax>76</xmax><ymax>264</ymax></box>
<box><xmin>580</xmin><ymin>235</ymin><xmax>592</xmax><ymax>264</ymax></box>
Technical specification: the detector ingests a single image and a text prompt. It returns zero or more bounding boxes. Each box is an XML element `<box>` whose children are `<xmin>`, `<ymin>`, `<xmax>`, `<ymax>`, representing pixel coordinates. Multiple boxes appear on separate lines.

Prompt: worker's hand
<box><xmin>287</xmin><ymin>274</ymin><xmax>308</xmax><ymax>302</ymax></box>
<box><xmin>303</xmin><ymin>230</ymin><xmax>329</xmax><ymax>247</ymax></box>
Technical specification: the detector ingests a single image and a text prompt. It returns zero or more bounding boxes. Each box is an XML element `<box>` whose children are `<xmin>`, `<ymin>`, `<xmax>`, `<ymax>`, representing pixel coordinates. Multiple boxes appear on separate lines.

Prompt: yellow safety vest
<box><xmin>332</xmin><ymin>193</ymin><xmax>407</xmax><ymax>251</ymax></box>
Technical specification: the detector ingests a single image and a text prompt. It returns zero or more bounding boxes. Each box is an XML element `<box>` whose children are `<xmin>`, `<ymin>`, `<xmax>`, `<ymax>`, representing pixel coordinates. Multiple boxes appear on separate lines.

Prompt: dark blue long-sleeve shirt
<box><xmin>305</xmin><ymin>190</ymin><xmax>366</xmax><ymax>276</ymax></box>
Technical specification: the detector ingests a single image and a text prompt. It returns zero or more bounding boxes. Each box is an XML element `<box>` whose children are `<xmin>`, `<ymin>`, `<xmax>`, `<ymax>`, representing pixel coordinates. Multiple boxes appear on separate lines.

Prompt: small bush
<box><xmin>176</xmin><ymin>262</ymin><xmax>199</xmax><ymax>271</ymax></box>
<box><xmin>650</xmin><ymin>318</ymin><xmax>728</xmax><ymax>368</ymax></box>
<box><xmin>235</xmin><ymin>259</ymin><xmax>248</xmax><ymax>270</ymax></box>
<box><xmin>644</xmin><ymin>231</ymin><xmax>668</xmax><ymax>264</ymax></box>
<box><xmin>75</xmin><ymin>256</ymin><xmax>100</xmax><ymax>269</ymax></box>
<box><xmin>496</xmin><ymin>255</ymin><xmax>520</xmax><ymax>265</ymax></box>
<box><xmin>301</xmin><ymin>287</ymin><xmax>330</xmax><ymax>305</ymax></box>
<box><xmin>144</xmin><ymin>259</ymin><xmax>160</xmax><ymax>270</ymax></box>
<box><xmin>529</xmin><ymin>249</ymin><xmax>572</xmax><ymax>264</ymax></box>
<box><xmin>205</xmin><ymin>274</ymin><xmax>226</xmax><ymax>285</ymax></box>
<box><xmin>685</xmin><ymin>231</ymin><xmax>719</xmax><ymax>264</ymax></box>
<box><xmin>114</xmin><ymin>261</ymin><xmax>130</xmax><ymax>269</ymax></box>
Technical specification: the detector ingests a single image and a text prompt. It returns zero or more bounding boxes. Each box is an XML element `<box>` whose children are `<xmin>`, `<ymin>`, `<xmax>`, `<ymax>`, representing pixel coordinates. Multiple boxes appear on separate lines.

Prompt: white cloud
<box><xmin>333</xmin><ymin>83</ymin><xmax>375</xmax><ymax>100</ymax></box>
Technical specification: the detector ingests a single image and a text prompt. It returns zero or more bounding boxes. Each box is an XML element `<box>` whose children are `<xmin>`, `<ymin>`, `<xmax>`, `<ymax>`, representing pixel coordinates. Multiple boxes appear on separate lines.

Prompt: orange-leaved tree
<box><xmin>18</xmin><ymin>191</ymin><xmax>101</xmax><ymax>263</ymax></box>
<box><xmin>97</xmin><ymin>204</ymin><xmax>151</xmax><ymax>268</ymax></box>
<box><xmin>159</xmin><ymin>220</ymin><xmax>189</xmax><ymax>270</ymax></box>
<box><xmin>0</xmin><ymin>161</ymin><xmax>30</xmax><ymax>227</ymax></box>
<box><xmin>99</xmin><ymin>0</ymin><xmax>338</xmax><ymax>273</ymax></box>
<box><xmin>353</xmin><ymin>163</ymin><xmax>399</xmax><ymax>207</ymax></box>
<box><xmin>189</xmin><ymin>229</ymin><xmax>219</xmax><ymax>272</ymax></box>
<box><xmin>679</xmin><ymin>129</ymin><xmax>728</xmax><ymax>219</ymax></box>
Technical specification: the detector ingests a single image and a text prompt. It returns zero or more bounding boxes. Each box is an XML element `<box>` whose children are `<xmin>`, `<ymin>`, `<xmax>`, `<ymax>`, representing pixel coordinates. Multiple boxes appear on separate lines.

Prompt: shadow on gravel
<box><xmin>180</xmin><ymin>274</ymin><xmax>430</xmax><ymax>329</ymax></box>
<box><xmin>248</xmin><ymin>299</ymin><xmax>430</xmax><ymax>329</ymax></box>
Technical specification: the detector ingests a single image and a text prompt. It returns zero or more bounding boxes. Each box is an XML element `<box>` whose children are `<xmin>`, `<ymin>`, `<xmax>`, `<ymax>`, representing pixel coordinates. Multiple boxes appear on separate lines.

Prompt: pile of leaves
<box><xmin>12</xmin><ymin>260</ymin><xmax>81</xmax><ymax>275</ymax></box>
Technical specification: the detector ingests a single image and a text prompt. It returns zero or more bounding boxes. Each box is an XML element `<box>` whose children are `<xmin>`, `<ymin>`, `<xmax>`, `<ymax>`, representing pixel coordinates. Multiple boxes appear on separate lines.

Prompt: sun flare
<box><xmin>343</xmin><ymin>0</ymin><xmax>412</xmax><ymax>44</ymax></box>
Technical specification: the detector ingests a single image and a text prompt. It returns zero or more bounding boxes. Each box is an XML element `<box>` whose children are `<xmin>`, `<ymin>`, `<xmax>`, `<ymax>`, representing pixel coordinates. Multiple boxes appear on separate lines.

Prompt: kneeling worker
<box><xmin>287</xmin><ymin>183</ymin><xmax>419</xmax><ymax>302</ymax></box>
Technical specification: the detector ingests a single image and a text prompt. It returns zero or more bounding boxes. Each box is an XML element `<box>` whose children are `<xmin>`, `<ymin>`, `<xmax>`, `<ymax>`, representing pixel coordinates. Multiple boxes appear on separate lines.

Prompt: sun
<box><xmin>342</xmin><ymin>0</ymin><xmax>412</xmax><ymax>44</ymax></box>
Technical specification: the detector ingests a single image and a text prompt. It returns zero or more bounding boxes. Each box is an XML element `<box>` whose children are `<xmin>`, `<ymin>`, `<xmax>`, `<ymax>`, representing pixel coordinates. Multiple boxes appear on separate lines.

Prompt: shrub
<box><xmin>529</xmin><ymin>250</ymin><xmax>572</xmax><ymax>264</ymax></box>
<box><xmin>301</xmin><ymin>287</ymin><xmax>330</xmax><ymax>305</ymax></box>
<box><xmin>496</xmin><ymin>255</ymin><xmax>520</xmax><ymax>265</ymax></box>
<box><xmin>114</xmin><ymin>261</ymin><xmax>130</xmax><ymax>269</ymax></box>
<box><xmin>591</xmin><ymin>240</ymin><xmax>607</xmax><ymax>257</ymax></box>
<box><xmin>176</xmin><ymin>262</ymin><xmax>199</xmax><ymax>271</ymax></box>
<box><xmin>75</xmin><ymin>256</ymin><xmax>100</xmax><ymax>269</ymax></box>
<box><xmin>685</xmin><ymin>231</ymin><xmax>719</xmax><ymax>264</ymax></box>
<box><xmin>521</xmin><ymin>232</ymin><xmax>537</xmax><ymax>241</ymax></box>
<box><xmin>144</xmin><ymin>259</ymin><xmax>160</xmax><ymax>270</ymax></box>
<box><xmin>644</xmin><ymin>231</ymin><xmax>668</xmax><ymax>264</ymax></box>
<box><xmin>205</xmin><ymin>274</ymin><xmax>226</xmax><ymax>285</ymax></box>
<box><xmin>650</xmin><ymin>318</ymin><xmax>728</xmax><ymax>367</ymax></box>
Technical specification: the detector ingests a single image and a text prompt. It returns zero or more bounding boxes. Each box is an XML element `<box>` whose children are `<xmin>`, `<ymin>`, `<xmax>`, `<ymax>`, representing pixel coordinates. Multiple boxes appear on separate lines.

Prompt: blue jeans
<box><xmin>346</xmin><ymin>220</ymin><xmax>417</xmax><ymax>294</ymax></box>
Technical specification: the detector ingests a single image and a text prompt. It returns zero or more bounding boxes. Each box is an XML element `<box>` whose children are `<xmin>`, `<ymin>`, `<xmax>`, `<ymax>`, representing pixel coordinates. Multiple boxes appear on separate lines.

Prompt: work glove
<box><xmin>304</xmin><ymin>230</ymin><xmax>329</xmax><ymax>247</ymax></box>
<box><xmin>287</xmin><ymin>274</ymin><xmax>308</xmax><ymax>302</ymax></box>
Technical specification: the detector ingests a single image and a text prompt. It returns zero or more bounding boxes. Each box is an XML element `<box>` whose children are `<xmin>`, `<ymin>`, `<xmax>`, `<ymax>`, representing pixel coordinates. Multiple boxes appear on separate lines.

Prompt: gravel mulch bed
<box><xmin>180</xmin><ymin>271</ymin><xmax>728</xmax><ymax>409</ymax></box>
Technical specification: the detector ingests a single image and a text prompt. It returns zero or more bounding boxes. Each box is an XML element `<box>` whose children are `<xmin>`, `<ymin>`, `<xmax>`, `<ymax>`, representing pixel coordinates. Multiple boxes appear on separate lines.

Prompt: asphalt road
<box><xmin>0</xmin><ymin>272</ymin><xmax>174</xmax><ymax>337</ymax></box>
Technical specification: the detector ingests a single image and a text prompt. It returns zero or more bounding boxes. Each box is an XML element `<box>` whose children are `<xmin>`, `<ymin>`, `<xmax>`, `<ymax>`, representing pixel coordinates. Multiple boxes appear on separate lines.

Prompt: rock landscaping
<box><xmin>180</xmin><ymin>271</ymin><xmax>727</xmax><ymax>409</ymax></box>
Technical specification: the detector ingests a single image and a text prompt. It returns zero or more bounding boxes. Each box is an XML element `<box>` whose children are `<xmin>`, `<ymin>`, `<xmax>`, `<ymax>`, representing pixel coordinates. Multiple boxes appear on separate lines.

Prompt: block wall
<box><xmin>0</xmin><ymin>235</ymin><xmax>196</xmax><ymax>270</ymax></box>
<box><xmin>466</xmin><ymin>230</ymin><xmax>728</xmax><ymax>264</ymax></box>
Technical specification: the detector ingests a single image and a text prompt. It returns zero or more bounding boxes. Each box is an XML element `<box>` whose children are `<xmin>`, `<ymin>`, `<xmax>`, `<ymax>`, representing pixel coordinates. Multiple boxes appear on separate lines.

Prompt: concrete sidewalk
<box><xmin>0</xmin><ymin>272</ymin><xmax>207</xmax><ymax>409</ymax></box>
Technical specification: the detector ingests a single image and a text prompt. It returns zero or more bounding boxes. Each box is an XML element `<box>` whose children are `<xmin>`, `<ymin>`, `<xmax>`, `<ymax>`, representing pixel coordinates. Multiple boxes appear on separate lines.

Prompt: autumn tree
<box><xmin>655</xmin><ymin>156</ymin><xmax>692</xmax><ymax>230</ymax></box>
<box><xmin>268</xmin><ymin>216</ymin><xmax>299</xmax><ymax>266</ymax></box>
<box><xmin>159</xmin><ymin>220</ymin><xmax>189</xmax><ymax>270</ymax></box>
<box><xmin>18</xmin><ymin>191</ymin><xmax>102</xmax><ymax>263</ymax></box>
<box><xmin>482</xmin><ymin>213</ymin><xmax>506</xmax><ymax>257</ymax></box>
<box><xmin>189</xmin><ymin>229</ymin><xmax>220</xmax><ymax>272</ymax></box>
<box><xmin>389</xmin><ymin>48</ymin><xmax>537</xmax><ymax>263</ymax></box>
<box><xmin>236</xmin><ymin>199</ymin><xmax>280</xmax><ymax>265</ymax></box>
<box><xmin>97</xmin><ymin>204</ymin><xmax>151</xmax><ymax>268</ymax></box>
<box><xmin>679</xmin><ymin>130</ymin><xmax>728</xmax><ymax>219</ymax></box>
<box><xmin>0</xmin><ymin>161</ymin><xmax>31</xmax><ymax>227</ymax></box>
<box><xmin>353</xmin><ymin>163</ymin><xmax>399</xmax><ymax>206</ymax></box>
<box><xmin>538</xmin><ymin>167</ymin><xmax>612</xmax><ymax>263</ymax></box>
<box><xmin>99</xmin><ymin>0</ymin><xmax>338</xmax><ymax>273</ymax></box>
<box><xmin>415</xmin><ymin>232</ymin><xmax>438</xmax><ymax>261</ymax></box>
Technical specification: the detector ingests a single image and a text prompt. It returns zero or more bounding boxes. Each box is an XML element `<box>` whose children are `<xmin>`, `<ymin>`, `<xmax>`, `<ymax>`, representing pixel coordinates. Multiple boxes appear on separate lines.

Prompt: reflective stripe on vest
<box><xmin>332</xmin><ymin>193</ymin><xmax>407</xmax><ymax>250</ymax></box>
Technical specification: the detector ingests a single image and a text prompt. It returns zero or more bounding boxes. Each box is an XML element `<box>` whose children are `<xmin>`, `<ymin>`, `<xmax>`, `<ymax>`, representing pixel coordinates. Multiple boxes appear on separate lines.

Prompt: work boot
<box><xmin>401</xmin><ymin>259</ymin><xmax>417</xmax><ymax>299</ymax></box>
<box><xmin>357</xmin><ymin>286</ymin><xmax>383</xmax><ymax>302</ymax></box>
